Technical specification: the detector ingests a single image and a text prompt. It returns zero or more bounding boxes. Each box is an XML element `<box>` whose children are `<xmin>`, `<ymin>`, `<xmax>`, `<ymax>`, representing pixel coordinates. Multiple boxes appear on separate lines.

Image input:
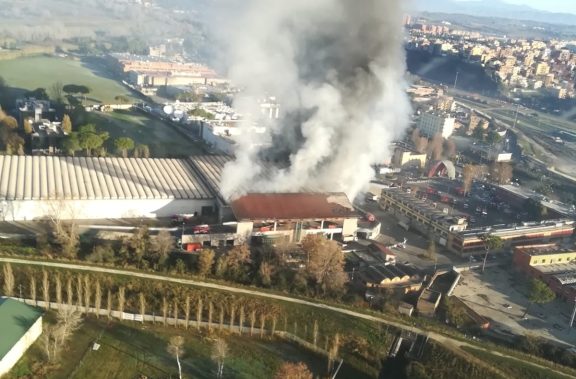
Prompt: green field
<box><xmin>9</xmin><ymin>318</ymin><xmax>367</xmax><ymax>379</ymax></box>
<box><xmin>87</xmin><ymin>110</ymin><xmax>206</xmax><ymax>157</ymax></box>
<box><xmin>0</xmin><ymin>56</ymin><xmax>137</xmax><ymax>104</ymax></box>
<box><xmin>462</xmin><ymin>347</ymin><xmax>573</xmax><ymax>379</ymax></box>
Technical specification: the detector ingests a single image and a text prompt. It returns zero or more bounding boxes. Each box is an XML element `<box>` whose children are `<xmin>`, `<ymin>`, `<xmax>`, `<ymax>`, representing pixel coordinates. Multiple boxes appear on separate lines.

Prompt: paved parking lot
<box><xmin>407</xmin><ymin>178</ymin><xmax>522</xmax><ymax>228</ymax></box>
<box><xmin>454</xmin><ymin>266</ymin><xmax>576</xmax><ymax>346</ymax></box>
<box><xmin>360</xmin><ymin>200</ymin><xmax>466</xmax><ymax>269</ymax></box>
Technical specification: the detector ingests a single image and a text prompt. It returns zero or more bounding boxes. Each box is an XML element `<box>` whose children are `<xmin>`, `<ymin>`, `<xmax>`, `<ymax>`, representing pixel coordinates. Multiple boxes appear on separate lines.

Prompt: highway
<box><xmin>0</xmin><ymin>256</ymin><xmax>574</xmax><ymax>378</ymax></box>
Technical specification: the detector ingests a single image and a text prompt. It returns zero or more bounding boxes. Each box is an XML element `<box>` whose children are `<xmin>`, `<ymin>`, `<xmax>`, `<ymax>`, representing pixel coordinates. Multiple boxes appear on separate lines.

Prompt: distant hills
<box><xmin>413</xmin><ymin>0</ymin><xmax>576</xmax><ymax>26</ymax></box>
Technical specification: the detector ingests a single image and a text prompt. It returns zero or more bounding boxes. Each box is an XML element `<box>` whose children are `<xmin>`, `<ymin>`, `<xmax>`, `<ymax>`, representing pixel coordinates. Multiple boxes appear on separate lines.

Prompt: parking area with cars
<box><xmin>402</xmin><ymin>178</ymin><xmax>526</xmax><ymax>228</ymax></box>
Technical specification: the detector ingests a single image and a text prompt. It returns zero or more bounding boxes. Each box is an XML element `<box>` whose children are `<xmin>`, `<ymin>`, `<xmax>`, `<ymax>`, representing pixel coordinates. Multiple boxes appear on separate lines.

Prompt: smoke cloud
<box><xmin>219</xmin><ymin>0</ymin><xmax>411</xmax><ymax>200</ymax></box>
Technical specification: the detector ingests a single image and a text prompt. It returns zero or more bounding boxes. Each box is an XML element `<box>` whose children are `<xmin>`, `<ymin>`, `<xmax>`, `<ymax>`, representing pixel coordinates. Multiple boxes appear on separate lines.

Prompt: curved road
<box><xmin>0</xmin><ymin>257</ymin><xmax>573</xmax><ymax>378</ymax></box>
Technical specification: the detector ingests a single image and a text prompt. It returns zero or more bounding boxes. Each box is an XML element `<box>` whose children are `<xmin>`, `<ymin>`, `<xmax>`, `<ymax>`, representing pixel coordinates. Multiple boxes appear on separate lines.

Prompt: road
<box><xmin>1</xmin><ymin>257</ymin><xmax>574</xmax><ymax>378</ymax></box>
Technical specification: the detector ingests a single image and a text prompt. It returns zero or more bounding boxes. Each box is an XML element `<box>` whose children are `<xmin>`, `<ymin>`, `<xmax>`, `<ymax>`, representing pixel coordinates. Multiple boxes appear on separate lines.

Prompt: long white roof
<box><xmin>0</xmin><ymin>156</ymin><xmax>212</xmax><ymax>201</ymax></box>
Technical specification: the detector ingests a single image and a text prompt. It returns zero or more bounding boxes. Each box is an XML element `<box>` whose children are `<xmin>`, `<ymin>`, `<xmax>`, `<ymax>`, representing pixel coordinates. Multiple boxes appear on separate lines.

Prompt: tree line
<box><xmin>0</xmin><ymin>262</ymin><xmax>373</xmax><ymax>377</ymax></box>
<box><xmin>47</xmin><ymin>227</ymin><xmax>349</xmax><ymax>299</ymax></box>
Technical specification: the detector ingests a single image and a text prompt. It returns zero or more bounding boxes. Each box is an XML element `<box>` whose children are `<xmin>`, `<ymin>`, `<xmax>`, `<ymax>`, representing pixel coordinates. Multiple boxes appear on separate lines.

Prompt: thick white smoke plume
<box><xmin>220</xmin><ymin>0</ymin><xmax>411</xmax><ymax>200</ymax></box>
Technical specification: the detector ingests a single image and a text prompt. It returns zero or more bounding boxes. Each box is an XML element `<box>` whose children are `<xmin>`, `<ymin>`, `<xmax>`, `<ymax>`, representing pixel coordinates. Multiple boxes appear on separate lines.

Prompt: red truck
<box><xmin>184</xmin><ymin>243</ymin><xmax>202</xmax><ymax>252</ymax></box>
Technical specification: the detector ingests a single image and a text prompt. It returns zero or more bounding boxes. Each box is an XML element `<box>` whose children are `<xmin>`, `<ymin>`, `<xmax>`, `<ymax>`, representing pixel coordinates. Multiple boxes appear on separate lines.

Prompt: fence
<box><xmin>7</xmin><ymin>296</ymin><xmax>332</xmax><ymax>356</ymax></box>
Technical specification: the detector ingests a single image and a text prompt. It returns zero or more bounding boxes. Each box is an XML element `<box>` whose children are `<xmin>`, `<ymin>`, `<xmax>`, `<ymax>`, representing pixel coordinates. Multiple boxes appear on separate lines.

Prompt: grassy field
<box><xmin>0</xmin><ymin>56</ymin><xmax>137</xmax><ymax>104</ymax></box>
<box><xmin>462</xmin><ymin>346</ymin><xmax>573</xmax><ymax>379</ymax></box>
<box><xmin>87</xmin><ymin>110</ymin><xmax>206</xmax><ymax>157</ymax></box>
<box><xmin>9</xmin><ymin>318</ymin><xmax>369</xmax><ymax>379</ymax></box>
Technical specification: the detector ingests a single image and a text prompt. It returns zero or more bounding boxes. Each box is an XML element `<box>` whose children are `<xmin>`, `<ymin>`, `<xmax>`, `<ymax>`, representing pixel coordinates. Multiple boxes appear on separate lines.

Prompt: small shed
<box><xmin>398</xmin><ymin>302</ymin><xmax>415</xmax><ymax>317</ymax></box>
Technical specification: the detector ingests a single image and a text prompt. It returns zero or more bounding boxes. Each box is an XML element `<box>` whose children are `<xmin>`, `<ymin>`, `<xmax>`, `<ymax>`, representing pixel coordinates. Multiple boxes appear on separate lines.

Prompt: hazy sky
<box><xmin>495</xmin><ymin>0</ymin><xmax>576</xmax><ymax>14</ymax></box>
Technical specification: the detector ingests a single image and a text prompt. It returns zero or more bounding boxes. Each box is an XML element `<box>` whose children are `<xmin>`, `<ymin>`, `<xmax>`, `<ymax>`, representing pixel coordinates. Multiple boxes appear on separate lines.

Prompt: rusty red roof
<box><xmin>230</xmin><ymin>193</ymin><xmax>359</xmax><ymax>221</ymax></box>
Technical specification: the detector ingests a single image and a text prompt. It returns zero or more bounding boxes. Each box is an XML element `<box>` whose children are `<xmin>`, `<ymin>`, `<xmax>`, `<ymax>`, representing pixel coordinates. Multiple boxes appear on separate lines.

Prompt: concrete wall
<box><xmin>0</xmin><ymin>317</ymin><xmax>42</xmax><ymax>377</ymax></box>
<box><xmin>2</xmin><ymin>199</ymin><xmax>215</xmax><ymax>221</ymax></box>
<box><xmin>342</xmin><ymin>218</ymin><xmax>358</xmax><ymax>241</ymax></box>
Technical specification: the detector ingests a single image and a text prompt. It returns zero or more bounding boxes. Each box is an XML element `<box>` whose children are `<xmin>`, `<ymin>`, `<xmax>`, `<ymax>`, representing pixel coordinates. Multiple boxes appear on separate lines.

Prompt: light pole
<box><xmin>512</xmin><ymin>103</ymin><xmax>520</xmax><ymax>129</ymax></box>
<box><xmin>569</xmin><ymin>296</ymin><xmax>576</xmax><ymax>330</ymax></box>
<box><xmin>454</xmin><ymin>71</ymin><xmax>460</xmax><ymax>90</ymax></box>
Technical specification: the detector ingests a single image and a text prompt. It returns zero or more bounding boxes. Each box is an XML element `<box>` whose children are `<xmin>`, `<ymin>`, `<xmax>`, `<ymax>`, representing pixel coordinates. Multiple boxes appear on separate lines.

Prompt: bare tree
<box><xmin>184</xmin><ymin>294</ymin><xmax>191</xmax><ymax>329</ymax></box>
<box><xmin>117</xmin><ymin>287</ymin><xmax>126</xmax><ymax>317</ymax></box>
<box><xmin>95</xmin><ymin>280</ymin><xmax>102</xmax><ymax>318</ymax></box>
<box><xmin>462</xmin><ymin>164</ymin><xmax>475</xmax><ymax>195</ymax></box>
<box><xmin>238</xmin><ymin>304</ymin><xmax>245</xmax><ymax>334</ymax></box>
<box><xmin>250</xmin><ymin>306</ymin><xmax>257</xmax><ymax>336</ymax></box>
<box><xmin>229</xmin><ymin>300</ymin><xmax>236</xmax><ymax>332</ymax></box>
<box><xmin>106</xmin><ymin>289</ymin><xmax>112</xmax><ymax>319</ymax></box>
<box><xmin>219</xmin><ymin>303</ymin><xmax>225</xmax><ymax>331</ymax></box>
<box><xmin>30</xmin><ymin>274</ymin><xmax>37</xmax><ymax>303</ymax></box>
<box><xmin>139</xmin><ymin>292</ymin><xmax>146</xmax><ymax>324</ymax></box>
<box><xmin>491</xmin><ymin>162</ymin><xmax>513</xmax><ymax>185</ymax></box>
<box><xmin>301</xmin><ymin>235</ymin><xmax>347</xmax><ymax>295</ymax></box>
<box><xmin>66</xmin><ymin>276</ymin><xmax>72</xmax><ymax>306</ymax></box>
<box><xmin>196</xmin><ymin>295</ymin><xmax>203</xmax><ymax>330</ymax></box>
<box><xmin>427</xmin><ymin>133</ymin><xmax>444</xmax><ymax>160</ymax></box>
<box><xmin>312</xmin><ymin>320</ymin><xmax>319</xmax><ymax>346</ymax></box>
<box><xmin>274</xmin><ymin>362</ymin><xmax>313</xmax><ymax>379</ymax></box>
<box><xmin>258</xmin><ymin>261</ymin><xmax>274</xmax><ymax>287</ymax></box>
<box><xmin>411</xmin><ymin>128</ymin><xmax>428</xmax><ymax>154</ymax></box>
<box><xmin>272</xmin><ymin>314</ymin><xmax>278</xmax><ymax>336</ymax></box>
<box><xmin>212</xmin><ymin>338</ymin><xmax>229</xmax><ymax>379</ymax></box>
<box><xmin>2</xmin><ymin>263</ymin><xmax>14</xmax><ymax>297</ymax></box>
<box><xmin>445</xmin><ymin>139</ymin><xmax>457</xmax><ymax>158</ymax></box>
<box><xmin>75</xmin><ymin>275</ymin><xmax>82</xmax><ymax>309</ymax></box>
<box><xmin>197</xmin><ymin>249</ymin><xmax>215</xmax><ymax>277</ymax></box>
<box><xmin>42</xmin><ymin>307</ymin><xmax>83</xmax><ymax>361</ymax></box>
<box><xmin>223</xmin><ymin>244</ymin><xmax>251</xmax><ymax>281</ymax></box>
<box><xmin>46</xmin><ymin>200</ymin><xmax>79</xmax><ymax>259</ymax></box>
<box><xmin>208</xmin><ymin>300</ymin><xmax>214</xmax><ymax>332</ymax></box>
<box><xmin>173</xmin><ymin>298</ymin><xmax>179</xmax><ymax>327</ymax></box>
<box><xmin>163</xmin><ymin>296</ymin><xmax>169</xmax><ymax>326</ymax></box>
<box><xmin>42</xmin><ymin>269</ymin><xmax>50</xmax><ymax>308</ymax></box>
<box><xmin>168</xmin><ymin>336</ymin><xmax>185</xmax><ymax>379</ymax></box>
<box><xmin>328</xmin><ymin>333</ymin><xmax>341</xmax><ymax>373</ymax></box>
<box><xmin>55</xmin><ymin>274</ymin><xmax>63</xmax><ymax>305</ymax></box>
<box><xmin>152</xmin><ymin>229</ymin><xmax>175</xmax><ymax>266</ymax></box>
<box><xmin>83</xmin><ymin>275</ymin><xmax>91</xmax><ymax>314</ymax></box>
<box><xmin>259</xmin><ymin>312</ymin><xmax>266</xmax><ymax>338</ymax></box>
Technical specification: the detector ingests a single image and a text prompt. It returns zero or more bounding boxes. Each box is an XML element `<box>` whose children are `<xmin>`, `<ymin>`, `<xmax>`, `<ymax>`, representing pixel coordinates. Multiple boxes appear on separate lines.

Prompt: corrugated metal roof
<box><xmin>230</xmin><ymin>192</ymin><xmax>358</xmax><ymax>221</ymax></box>
<box><xmin>188</xmin><ymin>155</ymin><xmax>232</xmax><ymax>203</ymax></box>
<box><xmin>0</xmin><ymin>156</ymin><xmax>212</xmax><ymax>201</ymax></box>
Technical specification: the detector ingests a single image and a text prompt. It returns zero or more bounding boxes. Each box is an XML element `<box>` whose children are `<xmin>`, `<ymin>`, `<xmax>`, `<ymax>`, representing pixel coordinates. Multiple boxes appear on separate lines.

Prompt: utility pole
<box><xmin>512</xmin><ymin>103</ymin><xmax>520</xmax><ymax>129</ymax></box>
<box><xmin>453</xmin><ymin>71</ymin><xmax>460</xmax><ymax>90</ymax></box>
<box><xmin>570</xmin><ymin>296</ymin><xmax>576</xmax><ymax>330</ymax></box>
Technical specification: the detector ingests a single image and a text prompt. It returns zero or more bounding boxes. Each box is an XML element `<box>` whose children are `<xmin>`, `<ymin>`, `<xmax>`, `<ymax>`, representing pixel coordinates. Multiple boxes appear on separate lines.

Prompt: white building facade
<box><xmin>0</xmin><ymin>156</ymin><xmax>217</xmax><ymax>221</ymax></box>
<box><xmin>0</xmin><ymin>316</ymin><xmax>42</xmax><ymax>377</ymax></box>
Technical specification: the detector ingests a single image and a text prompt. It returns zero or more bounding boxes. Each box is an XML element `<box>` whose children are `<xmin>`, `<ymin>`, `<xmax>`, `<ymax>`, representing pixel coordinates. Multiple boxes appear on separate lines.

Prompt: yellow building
<box><xmin>392</xmin><ymin>149</ymin><xmax>427</xmax><ymax>169</ymax></box>
<box><xmin>514</xmin><ymin>244</ymin><xmax>576</xmax><ymax>267</ymax></box>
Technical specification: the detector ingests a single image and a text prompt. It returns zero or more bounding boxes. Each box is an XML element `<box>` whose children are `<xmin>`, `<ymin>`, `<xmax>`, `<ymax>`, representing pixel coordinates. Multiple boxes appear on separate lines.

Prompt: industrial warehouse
<box><xmin>0</xmin><ymin>155</ymin><xmax>216</xmax><ymax>221</ymax></box>
<box><xmin>0</xmin><ymin>155</ymin><xmax>366</xmax><ymax>251</ymax></box>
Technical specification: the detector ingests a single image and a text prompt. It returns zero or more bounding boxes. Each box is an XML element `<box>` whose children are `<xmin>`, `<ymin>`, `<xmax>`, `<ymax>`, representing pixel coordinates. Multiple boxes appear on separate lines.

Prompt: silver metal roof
<box><xmin>188</xmin><ymin>155</ymin><xmax>231</xmax><ymax>203</ymax></box>
<box><xmin>0</xmin><ymin>156</ymin><xmax>212</xmax><ymax>201</ymax></box>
